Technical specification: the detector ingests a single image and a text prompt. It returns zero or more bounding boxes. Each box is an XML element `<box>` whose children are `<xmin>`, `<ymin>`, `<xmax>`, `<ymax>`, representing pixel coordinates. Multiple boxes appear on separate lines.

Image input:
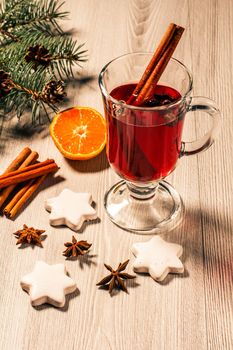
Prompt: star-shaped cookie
<box><xmin>45</xmin><ymin>189</ymin><xmax>97</xmax><ymax>231</ymax></box>
<box><xmin>20</xmin><ymin>261</ymin><xmax>77</xmax><ymax>307</ymax></box>
<box><xmin>132</xmin><ymin>236</ymin><xmax>184</xmax><ymax>282</ymax></box>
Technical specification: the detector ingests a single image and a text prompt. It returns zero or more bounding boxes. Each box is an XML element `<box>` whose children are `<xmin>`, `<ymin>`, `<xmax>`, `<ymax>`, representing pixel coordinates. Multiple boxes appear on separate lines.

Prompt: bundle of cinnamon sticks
<box><xmin>0</xmin><ymin>147</ymin><xmax>59</xmax><ymax>218</ymax></box>
<box><xmin>127</xmin><ymin>23</ymin><xmax>185</xmax><ymax>106</ymax></box>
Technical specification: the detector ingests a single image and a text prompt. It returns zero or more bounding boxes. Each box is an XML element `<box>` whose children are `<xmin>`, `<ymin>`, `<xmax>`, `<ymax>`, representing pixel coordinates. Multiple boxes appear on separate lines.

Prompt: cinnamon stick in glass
<box><xmin>127</xmin><ymin>23</ymin><xmax>185</xmax><ymax>106</ymax></box>
<box><xmin>127</xmin><ymin>23</ymin><xmax>178</xmax><ymax>105</ymax></box>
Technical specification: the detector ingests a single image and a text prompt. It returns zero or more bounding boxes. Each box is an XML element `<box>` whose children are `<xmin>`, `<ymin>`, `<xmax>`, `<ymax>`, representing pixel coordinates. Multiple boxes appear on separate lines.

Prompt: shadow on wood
<box><xmin>65</xmin><ymin>253</ymin><xmax>98</xmax><ymax>269</ymax></box>
<box><xmin>167</xmin><ymin>205</ymin><xmax>232</xmax><ymax>284</ymax></box>
<box><xmin>65</xmin><ymin>150</ymin><xmax>109</xmax><ymax>173</ymax></box>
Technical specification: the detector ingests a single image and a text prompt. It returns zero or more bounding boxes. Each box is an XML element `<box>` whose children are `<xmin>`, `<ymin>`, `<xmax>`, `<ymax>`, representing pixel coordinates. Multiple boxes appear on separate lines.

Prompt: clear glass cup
<box><xmin>99</xmin><ymin>53</ymin><xmax>220</xmax><ymax>234</ymax></box>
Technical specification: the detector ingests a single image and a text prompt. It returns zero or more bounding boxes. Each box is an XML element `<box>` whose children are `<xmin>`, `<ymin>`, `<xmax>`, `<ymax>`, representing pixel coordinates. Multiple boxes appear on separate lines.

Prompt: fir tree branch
<box><xmin>0</xmin><ymin>35</ymin><xmax>87</xmax><ymax>79</ymax></box>
<box><xmin>0</xmin><ymin>66</ymin><xmax>65</xmax><ymax>121</ymax></box>
<box><xmin>0</xmin><ymin>67</ymin><xmax>65</xmax><ymax>103</ymax></box>
<box><xmin>1</xmin><ymin>0</ymin><xmax>68</xmax><ymax>33</ymax></box>
<box><xmin>0</xmin><ymin>0</ymin><xmax>87</xmax><ymax>123</ymax></box>
<box><xmin>0</xmin><ymin>1</ymin><xmax>26</xmax><ymax>21</ymax></box>
<box><xmin>0</xmin><ymin>27</ymin><xmax>19</xmax><ymax>42</ymax></box>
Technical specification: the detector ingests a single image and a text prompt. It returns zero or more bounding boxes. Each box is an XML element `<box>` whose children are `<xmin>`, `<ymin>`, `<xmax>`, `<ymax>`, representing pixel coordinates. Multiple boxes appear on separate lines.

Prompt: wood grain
<box><xmin>0</xmin><ymin>1</ymin><xmax>232</xmax><ymax>350</ymax></box>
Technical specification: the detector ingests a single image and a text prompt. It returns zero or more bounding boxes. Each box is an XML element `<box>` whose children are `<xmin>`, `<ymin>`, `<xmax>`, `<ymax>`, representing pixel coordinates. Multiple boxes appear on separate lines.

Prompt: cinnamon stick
<box><xmin>0</xmin><ymin>161</ymin><xmax>58</xmax><ymax>189</ymax></box>
<box><xmin>0</xmin><ymin>149</ymin><xmax>38</xmax><ymax>208</ymax></box>
<box><xmin>4</xmin><ymin>175</ymin><xmax>47</xmax><ymax>219</ymax></box>
<box><xmin>3</xmin><ymin>179</ymin><xmax>34</xmax><ymax>215</ymax></box>
<box><xmin>127</xmin><ymin>23</ymin><xmax>177</xmax><ymax>105</ymax></box>
<box><xmin>127</xmin><ymin>23</ymin><xmax>184</xmax><ymax>106</ymax></box>
<box><xmin>0</xmin><ymin>159</ymin><xmax>54</xmax><ymax>181</ymax></box>
<box><xmin>1</xmin><ymin>147</ymin><xmax>31</xmax><ymax>174</ymax></box>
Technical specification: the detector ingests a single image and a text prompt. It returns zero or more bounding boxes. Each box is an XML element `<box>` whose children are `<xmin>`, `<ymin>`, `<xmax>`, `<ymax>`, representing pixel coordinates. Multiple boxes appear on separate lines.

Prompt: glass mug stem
<box><xmin>127</xmin><ymin>181</ymin><xmax>159</xmax><ymax>200</ymax></box>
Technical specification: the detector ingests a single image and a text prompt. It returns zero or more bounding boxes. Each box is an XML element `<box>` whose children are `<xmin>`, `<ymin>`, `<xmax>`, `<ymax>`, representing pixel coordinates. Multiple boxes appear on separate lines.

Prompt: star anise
<box><xmin>25</xmin><ymin>45</ymin><xmax>52</xmax><ymax>68</ymax></box>
<box><xmin>63</xmin><ymin>236</ymin><xmax>92</xmax><ymax>258</ymax></box>
<box><xmin>96</xmin><ymin>259</ymin><xmax>136</xmax><ymax>294</ymax></box>
<box><xmin>13</xmin><ymin>224</ymin><xmax>46</xmax><ymax>247</ymax></box>
<box><xmin>41</xmin><ymin>80</ymin><xmax>66</xmax><ymax>103</ymax></box>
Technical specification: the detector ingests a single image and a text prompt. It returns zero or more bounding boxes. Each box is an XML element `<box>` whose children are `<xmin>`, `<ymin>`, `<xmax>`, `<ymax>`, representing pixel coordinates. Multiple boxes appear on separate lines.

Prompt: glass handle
<box><xmin>180</xmin><ymin>96</ymin><xmax>220</xmax><ymax>157</ymax></box>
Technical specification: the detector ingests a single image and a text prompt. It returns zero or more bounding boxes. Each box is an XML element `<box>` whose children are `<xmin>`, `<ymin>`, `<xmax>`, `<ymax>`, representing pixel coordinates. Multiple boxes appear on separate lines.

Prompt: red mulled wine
<box><xmin>107</xmin><ymin>83</ymin><xmax>185</xmax><ymax>182</ymax></box>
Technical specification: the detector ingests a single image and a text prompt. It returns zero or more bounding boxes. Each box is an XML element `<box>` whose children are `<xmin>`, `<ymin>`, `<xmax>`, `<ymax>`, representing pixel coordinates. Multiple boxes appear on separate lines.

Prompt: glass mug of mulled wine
<box><xmin>99</xmin><ymin>53</ymin><xmax>220</xmax><ymax>234</ymax></box>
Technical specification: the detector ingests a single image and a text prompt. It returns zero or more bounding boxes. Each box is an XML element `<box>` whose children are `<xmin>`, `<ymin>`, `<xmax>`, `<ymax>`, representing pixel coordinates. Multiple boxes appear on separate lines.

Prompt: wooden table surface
<box><xmin>0</xmin><ymin>1</ymin><xmax>232</xmax><ymax>349</ymax></box>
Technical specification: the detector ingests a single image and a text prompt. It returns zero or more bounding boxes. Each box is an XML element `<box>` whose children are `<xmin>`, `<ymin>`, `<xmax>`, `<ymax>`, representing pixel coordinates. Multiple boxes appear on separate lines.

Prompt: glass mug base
<box><xmin>104</xmin><ymin>180</ymin><xmax>184</xmax><ymax>234</ymax></box>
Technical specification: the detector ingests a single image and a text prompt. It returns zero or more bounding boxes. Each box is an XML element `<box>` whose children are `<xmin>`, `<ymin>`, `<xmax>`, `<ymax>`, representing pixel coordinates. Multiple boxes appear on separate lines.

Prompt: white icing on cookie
<box><xmin>45</xmin><ymin>188</ymin><xmax>97</xmax><ymax>231</ymax></box>
<box><xmin>132</xmin><ymin>236</ymin><xmax>184</xmax><ymax>282</ymax></box>
<box><xmin>20</xmin><ymin>261</ymin><xmax>77</xmax><ymax>307</ymax></box>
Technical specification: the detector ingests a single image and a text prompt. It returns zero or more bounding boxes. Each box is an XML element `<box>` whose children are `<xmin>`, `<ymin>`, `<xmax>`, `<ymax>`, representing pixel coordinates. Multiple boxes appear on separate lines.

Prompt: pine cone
<box><xmin>0</xmin><ymin>70</ymin><xmax>12</xmax><ymax>98</ymax></box>
<box><xmin>25</xmin><ymin>45</ymin><xmax>52</xmax><ymax>67</ymax></box>
<box><xmin>41</xmin><ymin>80</ymin><xmax>66</xmax><ymax>103</ymax></box>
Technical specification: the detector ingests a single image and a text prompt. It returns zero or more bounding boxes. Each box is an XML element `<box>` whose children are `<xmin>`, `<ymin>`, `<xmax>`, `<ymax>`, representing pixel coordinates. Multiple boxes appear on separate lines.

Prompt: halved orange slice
<box><xmin>50</xmin><ymin>107</ymin><xmax>106</xmax><ymax>160</ymax></box>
